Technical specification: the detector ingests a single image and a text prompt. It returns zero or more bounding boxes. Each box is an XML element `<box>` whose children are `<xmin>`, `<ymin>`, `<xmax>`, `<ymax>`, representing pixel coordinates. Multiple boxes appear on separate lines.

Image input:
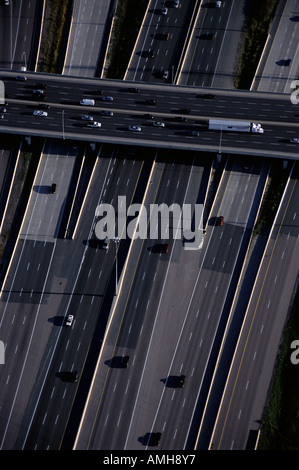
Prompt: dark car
<box><xmin>148</xmin><ymin>432</ymin><xmax>162</xmax><ymax>446</ymax></box>
<box><xmin>39</xmin><ymin>104</ymin><xmax>50</xmax><ymax>109</ymax></box>
<box><xmin>145</xmin><ymin>99</ymin><xmax>156</xmax><ymax>105</ymax></box>
<box><xmin>177</xmin><ymin>374</ymin><xmax>186</xmax><ymax>388</ymax></box>
<box><xmin>216</xmin><ymin>216</ymin><xmax>224</xmax><ymax>226</ymax></box>
<box><xmin>50</xmin><ymin>183</ymin><xmax>57</xmax><ymax>194</ymax></box>
<box><xmin>177</xmin><ymin>108</ymin><xmax>190</xmax><ymax>114</ymax></box>
<box><xmin>144</xmin><ymin>113</ymin><xmax>154</xmax><ymax>119</ymax></box>
<box><xmin>126</xmin><ymin>87</ymin><xmax>140</xmax><ymax>93</ymax></box>
<box><xmin>155</xmin><ymin>33</ymin><xmax>170</xmax><ymax>40</ymax></box>
<box><xmin>175</xmin><ymin>116</ymin><xmax>187</xmax><ymax>122</ymax></box>
<box><xmin>202</xmin><ymin>93</ymin><xmax>216</xmax><ymax>99</ymax></box>
<box><xmin>121</xmin><ymin>355</ymin><xmax>130</xmax><ymax>368</ymax></box>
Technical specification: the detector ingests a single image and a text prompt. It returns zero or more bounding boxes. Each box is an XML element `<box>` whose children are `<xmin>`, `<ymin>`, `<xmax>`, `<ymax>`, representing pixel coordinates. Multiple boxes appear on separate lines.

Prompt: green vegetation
<box><xmin>235</xmin><ymin>0</ymin><xmax>280</xmax><ymax>89</ymax></box>
<box><xmin>40</xmin><ymin>0</ymin><xmax>73</xmax><ymax>73</ymax></box>
<box><xmin>105</xmin><ymin>0</ymin><xmax>148</xmax><ymax>79</ymax></box>
<box><xmin>259</xmin><ymin>285</ymin><xmax>299</xmax><ymax>449</ymax></box>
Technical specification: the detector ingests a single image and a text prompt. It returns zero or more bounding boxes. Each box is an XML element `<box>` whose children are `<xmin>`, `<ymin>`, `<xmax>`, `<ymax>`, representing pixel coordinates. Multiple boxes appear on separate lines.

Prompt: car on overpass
<box><xmin>65</xmin><ymin>314</ymin><xmax>74</xmax><ymax>327</ymax></box>
<box><xmin>87</xmin><ymin>122</ymin><xmax>101</xmax><ymax>128</ymax></box>
<box><xmin>33</xmin><ymin>110</ymin><xmax>48</xmax><ymax>117</ymax></box>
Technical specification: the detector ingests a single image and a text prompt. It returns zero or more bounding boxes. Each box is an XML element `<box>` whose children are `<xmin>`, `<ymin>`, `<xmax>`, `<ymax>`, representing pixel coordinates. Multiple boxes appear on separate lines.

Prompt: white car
<box><xmin>289</xmin><ymin>138</ymin><xmax>299</xmax><ymax>143</ymax></box>
<box><xmin>33</xmin><ymin>89</ymin><xmax>44</xmax><ymax>94</ymax></box>
<box><xmin>215</xmin><ymin>1</ymin><xmax>222</xmax><ymax>7</ymax></box>
<box><xmin>87</xmin><ymin>122</ymin><xmax>101</xmax><ymax>128</ymax></box>
<box><xmin>162</xmin><ymin>70</ymin><xmax>169</xmax><ymax>79</ymax></box>
<box><xmin>33</xmin><ymin>110</ymin><xmax>48</xmax><ymax>117</ymax></box>
<box><xmin>129</xmin><ymin>126</ymin><xmax>141</xmax><ymax>132</ymax></box>
<box><xmin>81</xmin><ymin>115</ymin><xmax>93</xmax><ymax>120</ymax></box>
<box><xmin>65</xmin><ymin>314</ymin><xmax>74</xmax><ymax>327</ymax></box>
<box><xmin>153</xmin><ymin>121</ymin><xmax>165</xmax><ymax>127</ymax></box>
<box><xmin>161</xmin><ymin>7</ymin><xmax>168</xmax><ymax>14</ymax></box>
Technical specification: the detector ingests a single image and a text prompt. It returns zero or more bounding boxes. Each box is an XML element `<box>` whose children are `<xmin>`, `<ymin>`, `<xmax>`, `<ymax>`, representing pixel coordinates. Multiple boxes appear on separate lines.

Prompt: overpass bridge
<box><xmin>0</xmin><ymin>70</ymin><xmax>298</xmax><ymax>160</ymax></box>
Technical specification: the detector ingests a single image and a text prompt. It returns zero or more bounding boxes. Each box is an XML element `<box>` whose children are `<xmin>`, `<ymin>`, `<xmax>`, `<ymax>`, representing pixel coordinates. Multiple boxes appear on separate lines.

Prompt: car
<box><xmin>81</xmin><ymin>115</ymin><xmax>93</xmax><ymax>120</ymax></box>
<box><xmin>129</xmin><ymin>125</ymin><xmax>141</xmax><ymax>132</ymax></box>
<box><xmin>148</xmin><ymin>432</ymin><xmax>162</xmax><ymax>446</ymax></box>
<box><xmin>144</xmin><ymin>113</ymin><xmax>154</xmax><ymax>119</ymax></box>
<box><xmin>162</xmin><ymin>70</ymin><xmax>169</xmax><ymax>79</ymax></box>
<box><xmin>35</xmin><ymin>82</ymin><xmax>47</xmax><ymax>90</ymax></box>
<box><xmin>33</xmin><ymin>89</ymin><xmax>44</xmax><ymax>94</ymax></box>
<box><xmin>5</xmin><ymin>0</ymin><xmax>10</xmax><ymax>5</ymax></box>
<box><xmin>155</xmin><ymin>33</ymin><xmax>170</xmax><ymax>40</ymax></box>
<box><xmin>175</xmin><ymin>116</ymin><xmax>187</xmax><ymax>122</ymax></box>
<box><xmin>187</xmin><ymin>130</ymin><xmax>200</xmax><ymax>136</ymax></box>
<box><xmin>87</xmin><ymin>121</ymin><xmax>101</xmax><ymax>127</ymax></box>
<box><xmin>94</xmin><ymin>89</ymin><xmax>102</xmax><ymax>95</ymax></box>
<box><xmin>101</xmin><ymin>96</ymin><xmax>113</xmax><ymax>101</ymax></box>
<box><xmin>177</xmin><ymin>108</ymin><xmax>190</xmax><ymax>114</ymax></box>
<box><xmin>0</xmin><ymin>107</ymin><xmax>6</xmax><ymax>113</ymax></box>
<box><xmin>100</xmin><ymin>110</ymin><xmax>113</xmax><ymax>116</ymax></box>
<box><xmin>126</xmin><ymin>87</ymin><xmax>140</xmax><ymax>93</ymax></box>
<box><xmin>172</xmin><ymin>0</ymin><xmax>179</xmax><ymax>8</ymax></box>
<box><xmin>162</xmin><ymin>243</ymin><xmax>169</xmax><ymax>254</ymax></box>
<box><xmin>121</xmin><ymin>355</ymin><xmax>130</xmax><ymax>368</ymax></box>
<box><xmin>289</xmin><ymin>138</ymin><xmax>299</xmax><ymax>143</ymax></box>
<box><xmin>216</xmin><ymin>216</ymin><xmax>224</xmax><ymax>226</ymax></box>
<box><xmin>63</xmin><ymin>371</ymin><xmax>79</xmax><ymax>382</ymax></box>
<box><xmin>65</xmin><ymin>314</ymin><xmax>74</xmax><ymax>327</ymax></box>
<box><xmin>153</xmin><ymin>121</ymin><xmax>165</xmax><ymax>127</ymax></box>
<box><xmin>145</xmin><ymin>50</ymin><xmax>154</xmax><ymax>58</ymax></box>
<box><xmin>33</xmin><ymin>110</ymin><xmax>48</xmax><ymax>117</ymax></box>
<box><xmin>161</xmin><ymin>7</ymin><xmax>168</xmax><ymax>14</ymax></box>
<box><xmin>215</xmin><ymin>0</ymin><xmax>222</xmax><ymax>7</ymax></box>
<box><xmin>202</xmin><ymin>93</ymin><xmax>216</xmax><ymax>99</ymax></box>
<box><xmin>145</xmin><ymin>99</ymin><xmax>156</xmax><ymax>105</ymax></box>
<box><xmin>201</xmin><ymin>32</ymin><xmax>214</xmax><ymax>40</ymax></box>
<box><xmin>177</xmin><ymin>374</ymin><xmax>186</xmax><ymax>388</ymax></box>
<box><xmin>102</xmin><ymin>236</ymin><xmax>110</xmax><ymax>250</ymax></box>
<box><xmin>0</xmin><ymin>114</ymin><xmax>4</xmax><ymax>120</ymax></box>
<box><xmin>16</xmin><ymin>75</ymin><xmax>27</xmax><ymax>81</ymax></box>
<box><xmin>50</xmin><ymin>183</ymin><xmax>57</xmax><ymax>194</ymax></box>
<box><xmin>39</xmin><ymin>104</ymin><xmax>50</xmax><ymax>109</ymax></box>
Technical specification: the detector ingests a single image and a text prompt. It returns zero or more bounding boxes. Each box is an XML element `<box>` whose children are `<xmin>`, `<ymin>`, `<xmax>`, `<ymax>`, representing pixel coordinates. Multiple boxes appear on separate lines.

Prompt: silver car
<box><xmin>81</xmin><ymin>115</ymin><xmax>93</xmax><ymax>120</ymax></box>
<box><xmin>289</xmin><ymin>138</ymin><xmax>299</xmax><ymax>143</ymax></box>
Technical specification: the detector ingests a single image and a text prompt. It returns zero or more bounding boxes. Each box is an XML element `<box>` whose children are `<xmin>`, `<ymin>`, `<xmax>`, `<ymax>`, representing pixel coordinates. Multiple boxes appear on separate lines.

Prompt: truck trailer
<box><xmin>208</xmin><ymin>119</ymin><xmax>264</xmax><ymax>134</ymax></box>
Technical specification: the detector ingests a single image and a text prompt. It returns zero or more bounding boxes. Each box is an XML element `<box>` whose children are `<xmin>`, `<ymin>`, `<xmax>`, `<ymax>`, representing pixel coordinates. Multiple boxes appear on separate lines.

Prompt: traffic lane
<box><xmin>3</xmin><ymin>76</ymin><xmax>297</xmax><ymax>123</ymax></box>
<box><xmin>128</xmin><ymin>0</ymin><xmax>194</xmax><ymax>82</ymax></box>
<box><xmin>210</xmin><ymin>168</ymin><xmax>299</xmax><ymax>449</ymax></box>
<box><xmin>82</xmin><ymin>157</ymin><xmax>205</xmax><ymax>449</ymax></box>
<box><xmin>180</xmin><ymin>0</ymin><xmax>234</xmax><ymax>86</ymax></box>
<box><xmin>22</xmin><ymin>155</ymin><xmax>146</xmax><ymax>449</ymax></box>
<box><xmin>4</xmin><ymin>99</ymin><xmax>299</xmax><ymax>146</ymax></box>
<box><xmin>128</xmin><ymin>162</ymin><xmax>264</xmax><ymax>449</ymax></box>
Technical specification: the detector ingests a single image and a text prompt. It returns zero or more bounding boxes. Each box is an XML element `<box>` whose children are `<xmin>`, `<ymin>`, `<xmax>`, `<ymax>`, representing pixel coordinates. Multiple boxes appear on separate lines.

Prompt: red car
<box><xmin>162</xmin><ymin>243</ymin><xmax>169</xmax><ymax>254</ymax></box>
<box><xmin>216</xmin><ymin>216</ymin><xmax>224</xmax><ymax>226</ymax></box>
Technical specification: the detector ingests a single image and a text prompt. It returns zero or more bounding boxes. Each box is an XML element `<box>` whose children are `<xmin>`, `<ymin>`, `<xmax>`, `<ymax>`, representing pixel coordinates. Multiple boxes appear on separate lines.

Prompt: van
<box><xmin>80</xmin><ymin>99</ymin><xmax>95</xmax><ymax>106</ymax></box>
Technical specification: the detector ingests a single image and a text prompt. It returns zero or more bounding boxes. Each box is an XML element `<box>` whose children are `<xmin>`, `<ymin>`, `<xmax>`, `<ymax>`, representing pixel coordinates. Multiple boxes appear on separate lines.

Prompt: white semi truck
<box><xmin>208</xmin><ymin>119</ymin><xmax>264</xmax><ymax>134</ymax></box>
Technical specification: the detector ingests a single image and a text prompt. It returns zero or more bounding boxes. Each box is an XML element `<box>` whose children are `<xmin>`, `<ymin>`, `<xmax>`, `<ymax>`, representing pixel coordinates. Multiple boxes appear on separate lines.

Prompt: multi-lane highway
<box><xmin>0</xmin><ymin>0</ymin><xmax>298</xmax><ymax>453</ymax></box>
<box><xmin>0</xmin><ymin>71</ymin><xmax>298</xmax><ymax>159</ymax></box>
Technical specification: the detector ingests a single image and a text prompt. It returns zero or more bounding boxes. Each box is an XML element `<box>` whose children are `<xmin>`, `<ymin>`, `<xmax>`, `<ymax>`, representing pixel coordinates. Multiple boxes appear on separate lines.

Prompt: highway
<box><xmin>0</xmin><ymin>0</ymin><xmax>298</xmax><ymax>452</ymax></box>
<box><xmin>207</xmin><ymin>163</ymin><xmax>299</xmax><ymax>450</ymax></box>
<box><xmin>73</xmin><ymin>155</ymin><xmax>270</xmax><ymax>450</ymax></box>
<box><xmin>0</xmin><ymin>71</ymin><xmax>298</xmax><ymax>159</ymax></box>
